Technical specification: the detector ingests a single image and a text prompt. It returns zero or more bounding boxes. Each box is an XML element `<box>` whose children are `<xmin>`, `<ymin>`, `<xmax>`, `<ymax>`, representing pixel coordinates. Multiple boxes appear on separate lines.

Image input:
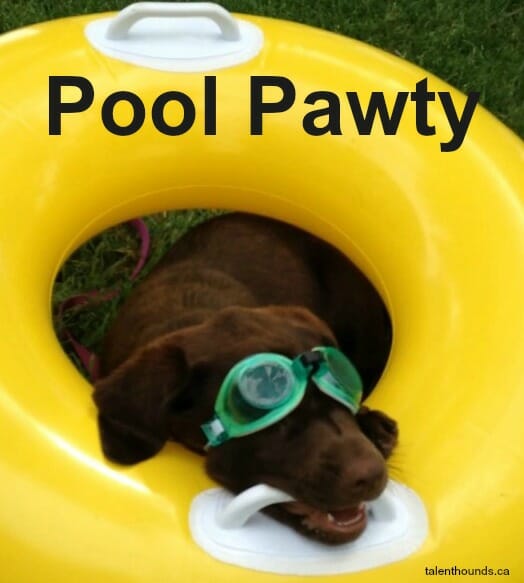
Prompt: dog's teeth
<box><xmin>329</xmin><ymin>505</ymin><xmax>366</xmax><ymax>526</ymax></box>
<box><xmin>337</xmin><ymin>515</ymin><xmax>362</xmax><ymax>526</ymax></box>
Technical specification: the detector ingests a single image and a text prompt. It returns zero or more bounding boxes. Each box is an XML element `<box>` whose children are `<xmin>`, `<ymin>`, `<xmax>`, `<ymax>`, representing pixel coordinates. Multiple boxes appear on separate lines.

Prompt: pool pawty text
<box><xmin>48</xmin><ymin>75</ymin><xmax>479</xmax><ymax>152</ymax></box>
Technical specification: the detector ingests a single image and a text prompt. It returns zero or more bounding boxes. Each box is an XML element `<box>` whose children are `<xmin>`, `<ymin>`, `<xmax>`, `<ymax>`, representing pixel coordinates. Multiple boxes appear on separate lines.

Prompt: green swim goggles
<box><xmin>201</xmin><ymin>347</ymin><xmax>363</xmax><ymax>448</ymax></box>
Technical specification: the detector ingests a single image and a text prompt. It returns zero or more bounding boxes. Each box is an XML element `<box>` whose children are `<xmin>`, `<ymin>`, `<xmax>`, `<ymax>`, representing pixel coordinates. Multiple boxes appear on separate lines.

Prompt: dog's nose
<box><xmin>350</xmin><ymin>456</ymin><xmax>387</xmax><ymax>498</ymax></box>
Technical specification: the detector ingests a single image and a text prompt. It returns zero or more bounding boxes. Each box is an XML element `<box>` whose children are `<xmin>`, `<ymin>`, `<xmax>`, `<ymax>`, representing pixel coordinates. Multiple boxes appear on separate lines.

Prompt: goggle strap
<box><xmin>201</xmin><ymin>416</ymin><xmax>228</xmax><ymax>447</ymax></box>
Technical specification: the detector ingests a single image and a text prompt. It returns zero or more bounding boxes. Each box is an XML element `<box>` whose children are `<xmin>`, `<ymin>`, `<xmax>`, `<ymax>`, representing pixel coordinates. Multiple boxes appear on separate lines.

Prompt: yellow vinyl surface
<box><xmin>0</xmin><ymin>11</ymin><xmax>523</xmax><ymax>583</ymax></box>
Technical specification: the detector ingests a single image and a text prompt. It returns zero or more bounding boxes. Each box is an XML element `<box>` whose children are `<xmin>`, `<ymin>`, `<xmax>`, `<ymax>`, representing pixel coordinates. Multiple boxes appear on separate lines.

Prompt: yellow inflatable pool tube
<box><xmin>1</xmin><ymin>3</ymin><xmax>523</xmax><ymax>582</ymax></box>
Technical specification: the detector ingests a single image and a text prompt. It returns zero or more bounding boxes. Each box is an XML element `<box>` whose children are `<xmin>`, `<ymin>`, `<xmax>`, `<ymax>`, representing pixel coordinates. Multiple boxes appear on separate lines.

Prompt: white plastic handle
<box><xmin>218</xmin><ymin>484</ymin><xmax>295</xmax><ymax>529</ymax></box>
<box><xmin>106</xmin><ymin>2</ymin><xmax>241</xmax><ymax>41</ymax></box>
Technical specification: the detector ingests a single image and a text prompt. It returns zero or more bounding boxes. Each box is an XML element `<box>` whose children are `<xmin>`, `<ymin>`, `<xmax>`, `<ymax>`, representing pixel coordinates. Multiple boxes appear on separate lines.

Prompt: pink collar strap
<box><xmin>57</xmin><ymin>218</ymin><xmax>150</xmax><ymax>381</ymax></box>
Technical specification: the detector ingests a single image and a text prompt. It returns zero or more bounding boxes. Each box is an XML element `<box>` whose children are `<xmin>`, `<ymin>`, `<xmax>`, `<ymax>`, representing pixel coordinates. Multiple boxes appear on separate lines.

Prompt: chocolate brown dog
<box><xmin>93</xmin><ymin>212</ymin><xmax>397</xmax><ymax>544</ymax></box>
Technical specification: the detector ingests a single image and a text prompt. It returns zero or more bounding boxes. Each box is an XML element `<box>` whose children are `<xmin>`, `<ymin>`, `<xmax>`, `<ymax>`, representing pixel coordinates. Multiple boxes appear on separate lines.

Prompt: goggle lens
<box><xmin>238</xmin><ymin>362</ymin><xmax>294</xmax><ymax>409</ymax></box>
<box><xmin>311</xmin><ymin>347</ymin><xmax>363</xmax><ymax>412</ymax></box>
<box><xmin>324</xmin><ymin>349</ymin><xmax>357</xmax><ymax>387</ymax></box>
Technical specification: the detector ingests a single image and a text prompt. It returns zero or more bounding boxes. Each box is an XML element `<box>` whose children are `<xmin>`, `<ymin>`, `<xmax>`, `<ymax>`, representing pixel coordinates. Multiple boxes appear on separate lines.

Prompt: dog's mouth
<box><xmin>269</xmin><ymin>500</ymin><xmax>368</xmax><ymax>544</ymax></box>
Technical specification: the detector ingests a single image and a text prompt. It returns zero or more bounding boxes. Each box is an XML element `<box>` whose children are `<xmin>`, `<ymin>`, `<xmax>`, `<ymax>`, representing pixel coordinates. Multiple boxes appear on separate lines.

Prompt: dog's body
<box><xmin>94</xmin><ymin>213</ymin><xmax>397</xmax><ymax>543</ymax></box>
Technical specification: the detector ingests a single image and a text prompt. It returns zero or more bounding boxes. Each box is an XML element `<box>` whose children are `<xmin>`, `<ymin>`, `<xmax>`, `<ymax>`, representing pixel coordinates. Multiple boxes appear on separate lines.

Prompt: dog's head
<box><xmin>93</xmin><ymin>305</ymin><xmax>397</xmax><ymax>544</ymax></box>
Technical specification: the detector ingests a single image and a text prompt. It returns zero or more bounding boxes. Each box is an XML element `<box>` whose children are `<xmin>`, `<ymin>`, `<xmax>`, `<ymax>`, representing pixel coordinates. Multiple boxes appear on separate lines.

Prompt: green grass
<box><xmin>53</xmin><ymin>210</ymin><xmax>217</xmax><ymax>368</ymax></box>
<box><xmin>1</xmin><ymin>0</ymin><xmax>522</xmax><ymax>373</ymax></box>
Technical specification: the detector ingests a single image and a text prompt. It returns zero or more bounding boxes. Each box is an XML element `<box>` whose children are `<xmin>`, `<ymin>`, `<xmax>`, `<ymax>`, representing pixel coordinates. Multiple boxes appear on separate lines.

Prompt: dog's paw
<box><xmin>356</xmin><ymin>406</ymin><xmax>398</xmax><ymax>458</ymax></box>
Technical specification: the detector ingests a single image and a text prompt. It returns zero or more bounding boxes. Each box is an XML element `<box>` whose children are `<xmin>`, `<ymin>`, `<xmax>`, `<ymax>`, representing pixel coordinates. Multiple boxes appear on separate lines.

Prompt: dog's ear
<box><xmin>93</xmin><ymin>341</ymin><xmax>189</xmax><ymax>465</ymax></box>
<box><xmin>356</xmin><ymin>406</ymin><xmax>398</xmax><ymax>459</ymax></box>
